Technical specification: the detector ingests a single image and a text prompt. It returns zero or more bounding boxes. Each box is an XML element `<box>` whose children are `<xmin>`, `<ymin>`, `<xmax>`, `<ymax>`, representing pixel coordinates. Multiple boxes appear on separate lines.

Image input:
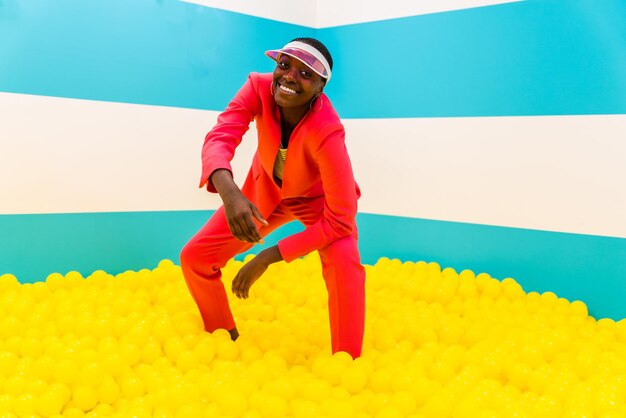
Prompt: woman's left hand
<box><xmin>232</xmin><ymin>257</ymin><xmax>268</xmax><ymax>299</ymax></box>
<box><xmin>232</xmin><ymin>246</ymin><xmax>284</xmax><ymax>299</ymax></box>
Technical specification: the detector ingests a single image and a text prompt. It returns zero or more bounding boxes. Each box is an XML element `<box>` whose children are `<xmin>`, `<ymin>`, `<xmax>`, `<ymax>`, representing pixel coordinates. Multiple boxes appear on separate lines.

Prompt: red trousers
<box><xmin>179</xmin><ymin>197</ymin><xmax>366</xmax><ymax>358</ymax></box>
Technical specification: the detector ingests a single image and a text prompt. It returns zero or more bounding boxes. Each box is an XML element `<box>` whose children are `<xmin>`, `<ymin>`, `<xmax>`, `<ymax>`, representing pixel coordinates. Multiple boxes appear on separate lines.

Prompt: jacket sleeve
<box><xmin>277</xmin><ymin>126</ymin><xmax>359</xmax><ymax>262</ymax></box>
<box><xmin>199</xmin><ymin>73</ymin><xmax>261</xmax><ymax>192</ymax></box>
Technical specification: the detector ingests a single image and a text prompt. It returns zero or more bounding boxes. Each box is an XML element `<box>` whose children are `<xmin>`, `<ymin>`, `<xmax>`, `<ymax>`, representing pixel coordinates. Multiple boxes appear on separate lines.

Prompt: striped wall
<box><xmin>1</xmin><ymin>0</ymin><xmax>625</xmax><ymax>318</ymax></box>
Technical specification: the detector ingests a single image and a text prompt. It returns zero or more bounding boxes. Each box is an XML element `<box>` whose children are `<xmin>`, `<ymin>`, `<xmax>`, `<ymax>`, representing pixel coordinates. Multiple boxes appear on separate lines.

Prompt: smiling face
<box><xmin>272</xmin><ymin>54</ymin><xmax>326</xmax><ymax>112</ymax></box>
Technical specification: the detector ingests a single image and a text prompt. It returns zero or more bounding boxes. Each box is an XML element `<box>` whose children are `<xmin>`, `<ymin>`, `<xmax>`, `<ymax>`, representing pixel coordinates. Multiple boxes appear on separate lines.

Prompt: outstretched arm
<box><xmin>231</xmin><ymin>246</ymin><xmax>283</xmax><ymax>299</ymax></box>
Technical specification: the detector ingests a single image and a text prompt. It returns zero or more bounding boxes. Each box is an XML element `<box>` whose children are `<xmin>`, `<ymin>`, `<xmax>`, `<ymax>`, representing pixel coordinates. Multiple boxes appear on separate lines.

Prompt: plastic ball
<box><xmin>97</xmin><ymin>376</ymin><xmax>120</xmax><ymax>405</ymax></box>
<box><xmin>216</xmin><ymin>339</ymin><xmax>239</xmax><ymax>361</ymax></box>
<box><xmin>13</xmin><ymin>393</ymin><xmax>37</xmax><ymax>416</ymax></box>
<box><xmin>63</xmin><ymin>407</ymin><xmax>87</xmax><ymax>418</ymax></box>
<box><xmin>72</xmin><ymin>385</ymin><xmax>99</xmax><ymax>412</ymax></box>
<box><xmin>36</xmin><ymin>389</ymin><xmax>65</xmax><ymax>416</ymax></box>
<box><xmin>249</xmin><ymin>391</ymin><xmax>288</xmax><ymax>418</ymax></box>
<box><xmin>119</xmin><ymin>373</ymin><xmax>145</xmax><ymax>399</ymax></box>
<box><xmin>53</xmin><ymin>359</ymin><xmax>79</xmax><ymax>385</ymax></box>
<box><xmin>76</xmin><ymin>362</ymin><xmax>105</xmax><ymax>387</ymax></box>
<box><xmin>341</xmin><ymin>363</ymin><xmax>369</xmax><ymax>394</ymax></box>
<box><xmin>302</xmin><ymin>378</ymin><xmax>331</xmax><ymax>403</ymax></box>
<box><xmin>375</xmin><ymin>406</ymin><xmax>404</xmax><ymax>418</ymax></box>
<box><xmin>216</xmin><ymin>390</ymin><xmax>248</xmax><ymax>417</ymax></box>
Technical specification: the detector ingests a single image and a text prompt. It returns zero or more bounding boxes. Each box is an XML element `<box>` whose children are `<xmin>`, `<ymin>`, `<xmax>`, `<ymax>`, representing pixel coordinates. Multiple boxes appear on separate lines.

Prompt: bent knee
<box><xmin>180</xmin><ymin>240</ymin><xmax>201</xmax><ymax>269</ymax></box>
<box><xmin>179</xmin><ymin>240</ymin><xmax>226</xmax><ymax>280</ymax></box>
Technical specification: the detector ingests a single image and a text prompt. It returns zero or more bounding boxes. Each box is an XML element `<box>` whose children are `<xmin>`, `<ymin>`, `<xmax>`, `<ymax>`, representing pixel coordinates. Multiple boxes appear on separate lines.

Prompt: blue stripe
<box><xmin>0</xmin><ymin>0</ymin><xmax>312</xmax><ymax>110</ymax></box>
<box><xmin>357</xmin><ymin>214</ymin><xmax>626</xmax><ymax>320</ymax></box>
<box><xmin>322</xmin><ymin>0</ymin><xmax>626</xmax><ymax>118</ymax></box>
<box><xmin>1</xmin><ymin>1</ymin><xmax>625</xmax><ymax>117</ymax></box>
<box><xmin>1</xmin><ymin>211</ymin><xmax>624</xmax><ymax>320</ymax></box>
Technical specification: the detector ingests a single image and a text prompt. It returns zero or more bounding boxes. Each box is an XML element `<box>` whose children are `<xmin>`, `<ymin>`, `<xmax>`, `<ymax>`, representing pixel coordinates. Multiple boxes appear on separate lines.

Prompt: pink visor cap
<box><xmin>265</xmin><ymin>41</ymin><xmax>332</xmax><ymax>82</ymax></box>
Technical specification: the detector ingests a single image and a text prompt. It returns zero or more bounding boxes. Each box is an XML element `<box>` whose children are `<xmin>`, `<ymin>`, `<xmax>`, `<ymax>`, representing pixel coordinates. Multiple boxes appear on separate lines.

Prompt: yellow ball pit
<box><xmin>0</xmin><ymin>255</ymin><xmax>624</xmax><ymax>417</ymax></box>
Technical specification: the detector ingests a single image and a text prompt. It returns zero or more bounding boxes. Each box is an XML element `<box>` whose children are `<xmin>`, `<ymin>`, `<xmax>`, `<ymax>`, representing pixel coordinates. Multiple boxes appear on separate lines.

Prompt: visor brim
<box><xmin>265</xmin><ymin>48</ymin><xmax>329</xmax><ymax>80</ymax></box>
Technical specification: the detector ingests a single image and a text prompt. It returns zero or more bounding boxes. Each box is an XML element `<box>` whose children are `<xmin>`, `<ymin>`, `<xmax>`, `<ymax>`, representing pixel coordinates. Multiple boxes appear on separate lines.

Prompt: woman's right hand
<box><xmin>223</xmin><ymin>190</ymin><xmax>268</xmax><ymax>243</ymax></box>
<box><xmin>210</xmin><ymin>169</ymin><xmax>268</xmax><ymax>243</ymax></box>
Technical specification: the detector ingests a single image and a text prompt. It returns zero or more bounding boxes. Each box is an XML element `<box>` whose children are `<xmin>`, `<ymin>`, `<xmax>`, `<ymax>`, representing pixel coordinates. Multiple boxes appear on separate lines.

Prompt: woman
<box><xmin>180</xmin><ymin>38</ymin><xmax>365</xmax><ymax>359</ymax></box>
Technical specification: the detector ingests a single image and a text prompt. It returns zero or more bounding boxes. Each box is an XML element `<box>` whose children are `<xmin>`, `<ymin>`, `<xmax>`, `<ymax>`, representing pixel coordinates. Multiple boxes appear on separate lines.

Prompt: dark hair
<box><xmin>291</xmin><ymin>37</ymin><xmax>333</xmax><ymax>71</ymax></box>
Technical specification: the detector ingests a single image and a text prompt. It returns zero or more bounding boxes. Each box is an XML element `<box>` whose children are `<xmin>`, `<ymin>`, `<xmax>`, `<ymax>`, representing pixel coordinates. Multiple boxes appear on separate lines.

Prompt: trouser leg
<box><xmin>285</xmin><ymin>198</ymin><xmax>366</xmax><ymax>358</ymax></box>
<box><xmin>179</xmin><ymin>206</ymin><xmax>289</xmax><ymax>332</ymax></box>
<box><xmin>180</xmin><ymin>207</ymin><xmax>250</xmax><ymax>332</ymax></box>
<box><xmin>318</xmin><ymin>233</ymin><xmax>366</xmax><ymax>359</ymax></box>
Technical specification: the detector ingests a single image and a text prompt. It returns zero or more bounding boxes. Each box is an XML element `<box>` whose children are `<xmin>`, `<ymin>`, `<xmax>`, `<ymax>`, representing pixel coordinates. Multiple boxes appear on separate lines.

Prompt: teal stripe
<box><xmin>0</xmin><ymin>210</ymin><xmax>300</xmax><ymax>282</ymax></box>
<box><xmin>357</xmin><ymin>214</ymin><xmax>626</xmax><ymax>320</ymax></box>
<box><xmin>0</xmin><ymin>0</ymin><xmax>312</xmax><ymax>110</ymax></box>
<box><xmin>1</xmin><ymin>211</ymin><xmax>624</xmax><ymax>320</ymax></box>
<box><xmin>1</xmin><ymin>1</ymin><xmax>625</xmax><ymax>117</ymax></box>
<box><xmin>320</xmin><ymin>0</ymin><xmax>626</xmax><ymax>117</ymax></box>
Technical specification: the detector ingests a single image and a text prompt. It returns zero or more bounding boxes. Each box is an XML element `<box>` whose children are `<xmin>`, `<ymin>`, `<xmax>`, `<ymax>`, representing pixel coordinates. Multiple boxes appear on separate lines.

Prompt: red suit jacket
<box><xmin>199</xmin><ymin>73</ymin><xmax>361</xmax><ymax>262</ymax></box>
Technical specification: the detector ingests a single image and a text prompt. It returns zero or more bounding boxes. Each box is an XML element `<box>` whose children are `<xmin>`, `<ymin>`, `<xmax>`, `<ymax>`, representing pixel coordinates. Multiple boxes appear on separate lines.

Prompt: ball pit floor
<box><xmin>1</xmin><ymin>254</ymin><xmax>626</xmax><ymax>418</ymax></box>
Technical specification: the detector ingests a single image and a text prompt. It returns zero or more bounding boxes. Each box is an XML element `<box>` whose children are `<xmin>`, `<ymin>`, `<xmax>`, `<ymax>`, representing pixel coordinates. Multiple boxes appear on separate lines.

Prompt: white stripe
<box><xmin>0</xmin><ymin>93</ymin><xmax>253</xmax><ymax>214</ymax></box>
<box><xmin>179</xmin><ymin>0</ymin><xmax>523</xmax><ymax>28</ymax></box>
<box><xmin>315</xmin><ymin>0</ymin><xmax>524</xmax><ymax>28</ymax></box>
<box><xmin>2</xmin><ymin>92</ymin><xmax>624</xmax><ymax>238</ymax></box>
<box><xmin>344</xmin><ymin>115</ymin><xmax>626</xmax><ymax>239</ymax></box>
<box><xmin>179</xmin><ymin>0</ymin><xmax>317</xmax><ymax>27</ymax></box>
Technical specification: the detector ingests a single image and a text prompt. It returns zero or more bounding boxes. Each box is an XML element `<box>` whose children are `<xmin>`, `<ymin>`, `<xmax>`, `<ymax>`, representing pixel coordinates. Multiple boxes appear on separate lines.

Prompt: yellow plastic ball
<box><xmin>141</xmin><ymin>339</ymin><xmax>163</xmax><ymax>364</ymax></box>
<box><xmin>118</xmin><ymin>341</ymin><xmax>142</xmax><ymax>367</ymax></box>
<box><xmin>375</xmin><ymin>406</ymin><xmax>404</xmax><ymax>418</ymax></box>
<box><xmin>63</xmin><ymin>406</ymin><xmax>87</xmax><ymax>418</ymax></box>
<box><xmin>302</xmin><ymin>378</ymin><xmax>331</xmax><ymax>403</ymax></box>
<box><xmin>119</xmin><ymin>373</ymin><xmax>146</xmax><ymax>399</ymax></box>
<box><xmin>240</xmin><ymin>346</ymin><xmax>262</xmax><ymax>364</ymax></box>
<box><xmin>163</xmin><ymin>337</ymin><xmax>186</xmax><ymax>360</ymax></box>
<box><xmin>322</xmin><ymin>398</ymin><xmax>355</xmax><ymax>418</ymax></box>
<box><xmin>52</xmin><ymin>359</ymin><xmax>79</xmax><ymax>386</ymax></box>
<box><xmin>341</xmin><ymin>364</ymin><xmax>369</xmax><ymax>394</ymax></box>
<box><xmin>216</xmin><ymin>339</ymin><xmax>239</xmax><ymax>361</ymax></box>
<box><xmin>482</xmin><ymin>278</ymin><xmax>501</xmax><ymax>298</ymax></box>
<box><xmin>0</xmin><ymin>351</ymin><xmax>18</xmax><ymax>376</ymax></box>
<box><xmin>175</xmin><ymin>403</ymin><xmax>204</xmax><ymax>418</ymax></box>
<box><xmin>322</xmin><ymin>357</ymin><xmax>348</xmax><ymax>386</ymax></box>
<box><xmin>216</xmin><ymin>390</ymin><xmax>248</xmax><ymax>417</ymax></box>
<box><xmin>72</xmin><ymin>385</ymin><xmax>98</xmax><ymax>412</ymax></box>
<box><xmin>391</xmin><ymin>391</ymin><xmax>417</xmax><ymax>415</ymax></box>
<box><xmin>152</xmin><ymin>318</ymin><xmax>177</xmax><ymax>342</ymax></box>
<box><xmin>570</xmin><ymin>300</ymin><xmax>588</xmax><ymax>317</ymax></box>
<box><xmin>36</xmin><ymin>390</ymin><xmax>65</xmax><ymax>416</ymax></box>
<box><xmin>249</xmin><ymin>391</ymin><xmax>288</xmax><ymax>418</ymax></box>
<box><xmin>97</xmin><ymin>376</ymin><xmax>120</xmax><ymax>405</ymax></box>
<box><xmin>291</xmin><ymin>398</ymin><xmax>321</xmax><ymax>417</ymax></box>
<box><xmin>76</xmin><ymin>363</ymin><xmax>105</xmax><ymax>388</ymax></box>
<box><xmin>13</xmin><ymin>393</ymin><xmax>37</xmax><ymax>416</ymax></box>
<box><xmin>429</xmin><ymin>360</ymin><xmax>456</xmax><ymax>383</ymax></box>
<box><xmin>0</xmin><ymin>274</ymin><xmax>20</xmax><ymax>290</ymax></box>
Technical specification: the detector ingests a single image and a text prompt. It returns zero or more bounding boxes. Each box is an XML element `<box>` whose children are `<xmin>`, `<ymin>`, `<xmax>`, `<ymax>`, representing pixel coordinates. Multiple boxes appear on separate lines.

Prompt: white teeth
<box><xmin>279</xmin><ymin>84</ymin><xmax>297</xmax><ymax>94</ymax></box>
